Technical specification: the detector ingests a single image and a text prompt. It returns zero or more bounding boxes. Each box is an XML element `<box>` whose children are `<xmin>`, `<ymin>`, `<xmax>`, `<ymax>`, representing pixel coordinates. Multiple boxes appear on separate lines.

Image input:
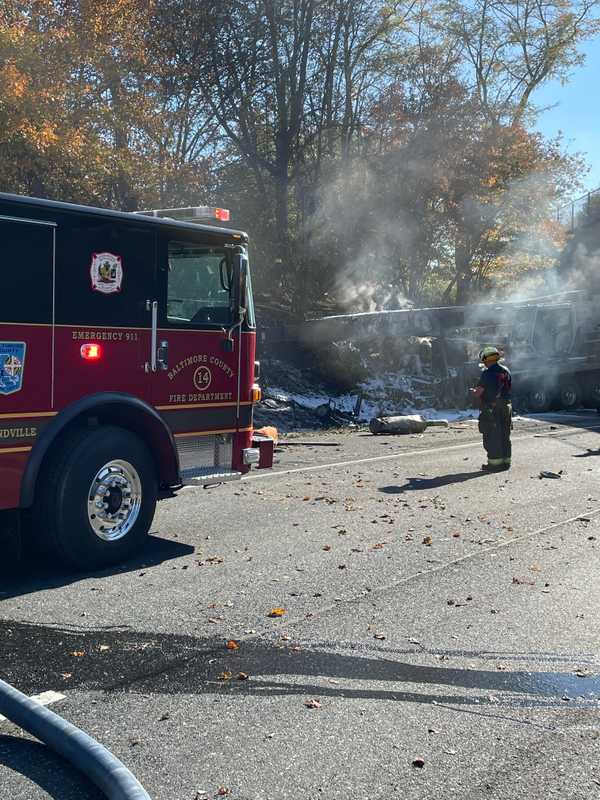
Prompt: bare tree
<box><xmin>443</xmin><ymin>0</ymin><xmax>600</xmax><ymax>124</ymax></box>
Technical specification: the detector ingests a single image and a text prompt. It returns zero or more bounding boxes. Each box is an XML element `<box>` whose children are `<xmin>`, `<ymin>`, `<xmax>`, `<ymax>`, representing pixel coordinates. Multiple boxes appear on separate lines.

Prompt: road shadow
<box><xmin>0</xmin><ymin>734</ymin><xmax>104</xmax><ymax>799</ymax></box>
<box><xmin>379</xmin><ymin>471</ymin><xmax>488</xmax><ymax>493</ymax></box>
<box><xmin>0</xmin><ymin>535</ymin><xmax>195</xmax><ymax>601</ymax></box>
<box><xmin>1</xmin><ymin>620</ymin><xmax>597</xmax><ymax>712</ymax></box>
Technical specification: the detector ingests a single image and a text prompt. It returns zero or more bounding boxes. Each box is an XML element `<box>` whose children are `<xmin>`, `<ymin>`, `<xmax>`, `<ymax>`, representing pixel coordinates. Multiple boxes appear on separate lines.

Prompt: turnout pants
<box><xmin>479</xmin><ymin>400</ymin><xmax>512</xmax><ymax>468</ymax></box>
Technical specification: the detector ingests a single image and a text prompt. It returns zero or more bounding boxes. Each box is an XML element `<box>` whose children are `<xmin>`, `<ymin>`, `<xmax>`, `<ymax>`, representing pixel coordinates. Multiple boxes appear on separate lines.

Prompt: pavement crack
<box><xmin>429</xmin><ymin>700</ymin><xmax>561</xmax><ymax>732</ymax></box>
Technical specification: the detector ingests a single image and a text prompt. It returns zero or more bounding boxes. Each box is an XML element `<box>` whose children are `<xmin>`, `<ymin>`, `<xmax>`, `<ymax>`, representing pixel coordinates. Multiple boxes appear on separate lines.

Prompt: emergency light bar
<box><xmin>135</xmin><ymin>206</ymin><xmax>230</xmax><ymax>223</ymax></box>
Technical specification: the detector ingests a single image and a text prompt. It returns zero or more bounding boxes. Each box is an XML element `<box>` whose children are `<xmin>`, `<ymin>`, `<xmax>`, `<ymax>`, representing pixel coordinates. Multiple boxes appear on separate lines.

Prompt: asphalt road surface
<box><xmin>2</xmin><ymin>411</ymin><xmax>600</xmax><ymax>800</ymax></box>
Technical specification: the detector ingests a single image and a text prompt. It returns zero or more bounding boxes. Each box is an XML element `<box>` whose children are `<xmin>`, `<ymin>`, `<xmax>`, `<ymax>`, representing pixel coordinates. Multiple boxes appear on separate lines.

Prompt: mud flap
<box><xmin>252</xmin><ymin>433</ymin><xmax>275</xmax><ymax>469</ymax></box>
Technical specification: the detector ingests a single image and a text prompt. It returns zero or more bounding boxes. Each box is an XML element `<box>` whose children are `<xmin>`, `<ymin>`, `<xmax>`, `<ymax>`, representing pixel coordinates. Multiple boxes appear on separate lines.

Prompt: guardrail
<box><xmin>556</xmin><ymin>188</ymin><xmax>600</xmax><ymax>232</ymax></box>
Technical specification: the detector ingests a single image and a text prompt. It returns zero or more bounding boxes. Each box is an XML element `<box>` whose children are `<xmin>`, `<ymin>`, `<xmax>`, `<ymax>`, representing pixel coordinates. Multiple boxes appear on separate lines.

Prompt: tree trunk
<box><xmin>454</xmin><ymin>237</ymin><xmax>472</xmax><ymax>305</ymax></box>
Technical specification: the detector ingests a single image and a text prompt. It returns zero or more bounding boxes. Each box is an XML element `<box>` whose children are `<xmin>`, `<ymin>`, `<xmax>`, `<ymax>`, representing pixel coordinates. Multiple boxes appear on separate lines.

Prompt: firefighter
<box><xmin>470</xmin><ymin>346</ymin><xmax>512</xmax><ymax>471</ymax></box>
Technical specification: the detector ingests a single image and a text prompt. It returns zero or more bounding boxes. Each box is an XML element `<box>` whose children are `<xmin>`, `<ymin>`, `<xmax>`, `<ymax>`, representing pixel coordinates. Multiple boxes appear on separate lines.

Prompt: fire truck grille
<box><xmin>176</xmin><ymin>433</ymin><xmax>234</xmax><ymax>474</ymax></box>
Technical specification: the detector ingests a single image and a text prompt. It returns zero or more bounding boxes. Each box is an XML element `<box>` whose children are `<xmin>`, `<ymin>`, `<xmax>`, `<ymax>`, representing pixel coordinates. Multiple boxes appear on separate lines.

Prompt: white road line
<box><xmin>244</xmin><ymin>423</ymin><xmax>600</xmax><ymax>481</ymax></box>
<box><xmin>264</xmin><ymin>505</ymin><xmax>600</xmax><ymax>637</ymax></box>
<box><xmin>0</xmin><ymin>690</ymin><xmax>66</xmax><ymax>723</ymax></box>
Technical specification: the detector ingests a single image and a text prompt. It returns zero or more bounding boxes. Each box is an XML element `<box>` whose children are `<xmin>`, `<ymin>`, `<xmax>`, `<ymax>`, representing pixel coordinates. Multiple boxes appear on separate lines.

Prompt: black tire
<box><xmin>556</xmin><ymin>379</ymin><xmax>581</xmax><ymax>410</ymax></box>
<box><xmin>33</xmin><ymin>425</ymin><xmax>157</xmax><ymax>570</ymax></box>
<box><xmin>527</xmin><ymin>387</ymin><xmax>552</xmax><ymax>413</ymax></box>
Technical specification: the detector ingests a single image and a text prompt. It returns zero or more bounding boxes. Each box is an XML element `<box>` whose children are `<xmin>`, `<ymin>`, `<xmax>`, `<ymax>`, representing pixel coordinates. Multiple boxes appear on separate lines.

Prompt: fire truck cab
<box><xmin>0</xmin><ymin>193</ymin><xmax>272</xmax><ymax>569</ymax></box>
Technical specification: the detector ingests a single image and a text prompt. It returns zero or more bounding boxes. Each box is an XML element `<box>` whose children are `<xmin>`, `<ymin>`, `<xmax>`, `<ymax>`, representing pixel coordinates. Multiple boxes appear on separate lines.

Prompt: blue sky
<box><xmin>534</xmin><ymin>37</ymin><xmax>600</xmax><ymax>195</ymax></box>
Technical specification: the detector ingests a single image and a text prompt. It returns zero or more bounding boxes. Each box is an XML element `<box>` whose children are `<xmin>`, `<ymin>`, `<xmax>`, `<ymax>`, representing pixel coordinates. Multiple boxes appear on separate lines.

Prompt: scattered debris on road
<box><xmin>512</xmin><ymin>576</ymin><xmax>535</xmax><ymax>586</ymax></box>
<box><xmin>369</xmin><ymin>414</ymin><xmax>449</xmax><ymax>435</ymax></box>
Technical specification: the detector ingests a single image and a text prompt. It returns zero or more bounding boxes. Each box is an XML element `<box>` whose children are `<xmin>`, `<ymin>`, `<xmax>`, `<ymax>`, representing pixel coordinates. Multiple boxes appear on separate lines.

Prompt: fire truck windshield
<box><xmin>167</xmin><ymin>242</ymin><xmax>233</xmax><ymax>326</ymax></box>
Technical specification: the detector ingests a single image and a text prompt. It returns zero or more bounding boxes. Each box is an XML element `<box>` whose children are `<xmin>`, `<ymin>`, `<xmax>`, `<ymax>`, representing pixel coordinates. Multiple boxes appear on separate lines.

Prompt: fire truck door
<box><xmin>53</xmin><ymin>221</ymin><xmax>154</xmax><ymax>407</ymax></box>
<box><xmin>0</xmin><ymin>216</ymin><xmax>55</xmax><ymax>414</ymax></box>
<box><xmin>150</xmin><ymin>236</ymin><xmax>244</xmax><ymax>474</ymax></box>
<box><xmin>0</xmin><ymin>215</ymin><xmax>54</xmax><ymax>509</ymax></box>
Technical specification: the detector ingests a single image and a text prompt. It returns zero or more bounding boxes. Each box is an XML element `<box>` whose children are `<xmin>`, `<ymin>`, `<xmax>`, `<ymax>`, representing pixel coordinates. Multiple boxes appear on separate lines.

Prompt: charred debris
<box><xmin>255</xmin><ymin>290</ymin><xmax>600</xmax><ymax>431</ymax></box>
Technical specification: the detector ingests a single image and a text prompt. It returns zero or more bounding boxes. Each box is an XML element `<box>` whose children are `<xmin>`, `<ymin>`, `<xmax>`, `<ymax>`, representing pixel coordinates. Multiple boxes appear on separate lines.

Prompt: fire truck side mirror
<box><xmin>232</xmin><ymin>250</ymin><xmax>248</xmax><ymax>322</ymax></box>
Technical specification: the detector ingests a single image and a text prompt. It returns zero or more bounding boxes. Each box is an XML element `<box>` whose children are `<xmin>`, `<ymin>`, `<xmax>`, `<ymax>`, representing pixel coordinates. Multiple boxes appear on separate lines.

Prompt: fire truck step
<box><xmin>181</xmin><ymin>468</ymin><xmax>242</xmax><ymax>486</ymax></box>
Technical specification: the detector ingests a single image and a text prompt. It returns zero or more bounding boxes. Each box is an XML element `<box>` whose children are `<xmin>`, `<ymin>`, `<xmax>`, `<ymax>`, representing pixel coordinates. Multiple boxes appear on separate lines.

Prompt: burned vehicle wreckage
<box><xmin>256</xmin><ymin>293</ymin><xmax>600</xmax><ymax>417</ymax></box>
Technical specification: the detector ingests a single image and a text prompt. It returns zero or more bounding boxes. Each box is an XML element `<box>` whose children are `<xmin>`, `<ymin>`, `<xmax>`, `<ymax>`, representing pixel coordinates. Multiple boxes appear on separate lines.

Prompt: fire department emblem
<box><xmin>0</xmin><ymin>342</ymin><xmax>26</xmax><ymax>396</ymax></box>
<box><xmin>193</xmin><ymin>366</ymin><xmax>212</xmax><ymax>391</ymax></box>
<box><xmin>90</xmin><ymin>252</ymin><xmax>123</xmax><ymax>294</ymax></box>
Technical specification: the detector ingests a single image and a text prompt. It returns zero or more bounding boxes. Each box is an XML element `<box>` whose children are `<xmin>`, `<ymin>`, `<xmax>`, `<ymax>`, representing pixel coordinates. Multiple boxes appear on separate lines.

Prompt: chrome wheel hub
<box><xmin>87</xmin><ymin>459</ymin><xmax>142</xmax><ymax>542</ymax></box>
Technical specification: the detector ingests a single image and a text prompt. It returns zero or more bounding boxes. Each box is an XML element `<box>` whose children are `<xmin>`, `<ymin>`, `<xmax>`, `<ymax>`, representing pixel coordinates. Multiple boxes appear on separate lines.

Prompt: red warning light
<box><xmin>80</xmin><ymin>343</ymin><xmax>102</xmax><ymax>361</ymax></box>
<box><xmin>215</xmin><ymin>208</ymin><xmax>230</xmax><ymax>222</ymax></box>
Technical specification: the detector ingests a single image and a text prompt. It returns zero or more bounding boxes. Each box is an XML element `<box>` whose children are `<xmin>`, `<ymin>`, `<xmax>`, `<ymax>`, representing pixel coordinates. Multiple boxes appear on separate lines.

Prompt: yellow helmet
<box><xmin>479</xmin><ymin>345</ymin><xmax>500</xmax><ymax>362</ymax></box>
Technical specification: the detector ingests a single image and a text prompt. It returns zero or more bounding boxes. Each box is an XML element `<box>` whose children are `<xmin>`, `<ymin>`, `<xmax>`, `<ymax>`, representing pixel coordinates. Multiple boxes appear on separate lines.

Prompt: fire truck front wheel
<box><xmin>35</xmin><ymin>426</ymin><xmax>158</xmax><ymax>569</ymax></box>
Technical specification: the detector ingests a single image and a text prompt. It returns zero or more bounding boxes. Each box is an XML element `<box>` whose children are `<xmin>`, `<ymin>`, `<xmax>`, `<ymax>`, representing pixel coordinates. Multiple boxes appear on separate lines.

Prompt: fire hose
<box><xmin>0</xmin><ymin>678</ymin><xmax>151</xmax><ymax>800</ymax></box>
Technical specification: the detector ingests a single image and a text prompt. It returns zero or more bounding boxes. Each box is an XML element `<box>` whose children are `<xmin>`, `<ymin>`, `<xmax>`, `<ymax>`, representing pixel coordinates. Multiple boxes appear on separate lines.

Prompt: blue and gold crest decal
<box><xmin>0</xmin><ymin>342</ymin><xmax>26</xmax><ymax>396</ymax></box>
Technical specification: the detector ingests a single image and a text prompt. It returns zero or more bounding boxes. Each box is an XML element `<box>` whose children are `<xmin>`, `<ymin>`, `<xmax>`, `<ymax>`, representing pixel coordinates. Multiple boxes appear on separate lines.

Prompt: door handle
<box><xmin>157</xmin><ymin>340</ymin><xmax>169</xmax><ymax>370</ymax></box>
<box><xmin>150</xmin><ymin>300</ymin><xmax>158</xmax><ymax>372</ymax></box>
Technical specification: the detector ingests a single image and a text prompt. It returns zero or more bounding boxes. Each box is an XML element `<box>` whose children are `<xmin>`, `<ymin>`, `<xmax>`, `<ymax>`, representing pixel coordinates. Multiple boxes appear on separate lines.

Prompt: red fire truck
<box><xmin>0</xmin><ymin>193</ymin><xmax>272</xmax><ymax>569</ymax></box>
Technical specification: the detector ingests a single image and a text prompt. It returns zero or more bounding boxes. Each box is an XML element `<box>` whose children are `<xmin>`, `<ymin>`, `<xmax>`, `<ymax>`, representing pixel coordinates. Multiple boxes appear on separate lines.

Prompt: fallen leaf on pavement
<box><xmin>217</xmin><ymin>671</ymin><xmax>233</xmax><ymax>681</ymax></box>
<box><xmin>268</xmin><ymin>608</ymin><xmax>286</xmax><ymax>617</ymax></box>
<box><xmin>225</xmin><ymin>640</ymin><xmax>240</xmax><ymax>650</ymax></box>
<box><xmin>304</xmin><ymin>699</ymin><xmax>322</xmax><ymax>709</ymax></box>
<box><xmin>422</xmin><ymin>536</ymin><xmax>432</xmax><ymax>546</ymax></box>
